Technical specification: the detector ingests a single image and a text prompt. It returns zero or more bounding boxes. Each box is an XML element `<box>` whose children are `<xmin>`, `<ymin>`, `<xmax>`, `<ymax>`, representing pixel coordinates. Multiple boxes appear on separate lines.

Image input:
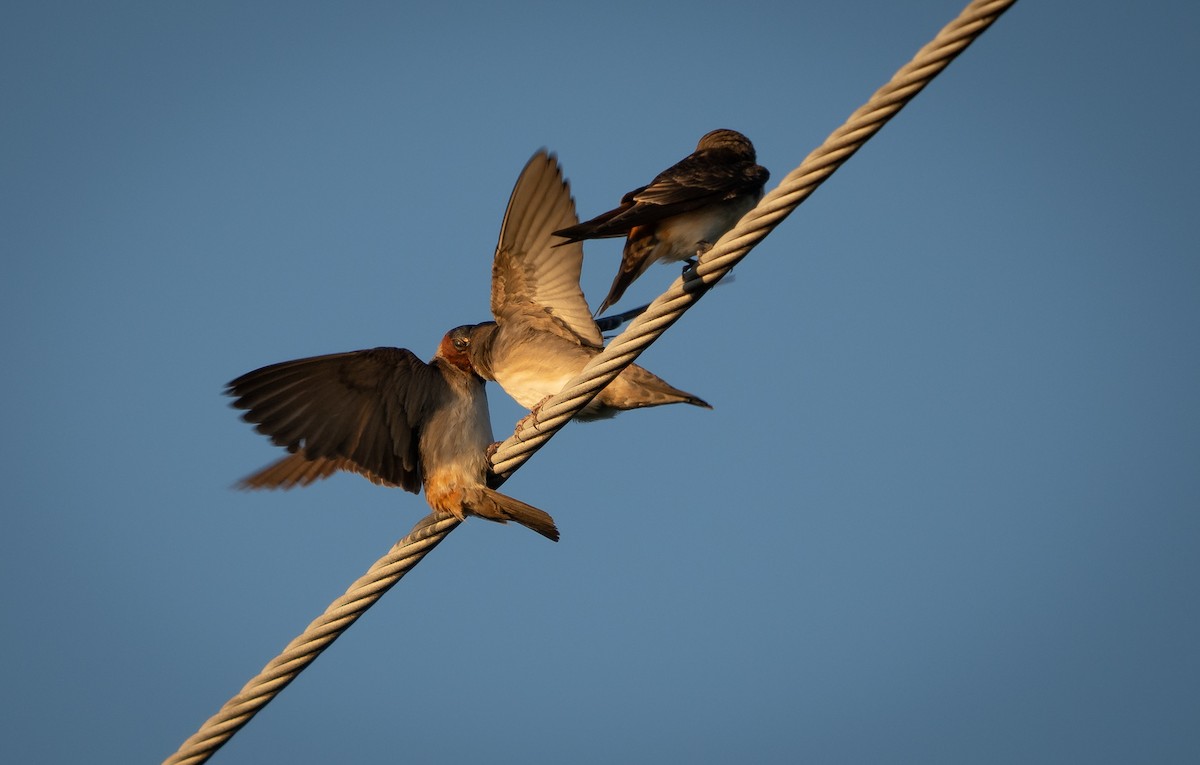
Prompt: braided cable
<box><xmin>162</xmin><ymin>514</ymin><xmax>460</xmax><ymax>764</ymax></box>
<box><xmin>162</xmin><ymin>1</ymin><xmax>1016</xmax><ymax>761</ymax></box>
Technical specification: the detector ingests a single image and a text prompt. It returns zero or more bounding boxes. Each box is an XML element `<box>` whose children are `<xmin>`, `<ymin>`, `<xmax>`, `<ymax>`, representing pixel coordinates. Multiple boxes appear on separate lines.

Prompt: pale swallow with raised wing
<box><xmin>466</xmin><ymin>150</ymin><xmax>710</xmax><ymax>421</ymax></box>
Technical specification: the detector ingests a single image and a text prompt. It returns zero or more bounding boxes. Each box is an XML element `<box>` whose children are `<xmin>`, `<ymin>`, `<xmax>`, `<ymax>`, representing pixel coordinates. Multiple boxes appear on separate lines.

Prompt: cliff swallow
<box><xmin>554</xmin><ymin>128</ymin><xmax>769</xmax><ymax>313</ymax></box>
<box><xmin>466</xmin><ymin>150</ymin><xmax>711</xmax><ymax>421</ymax></box>
<box><xmin>226</xmin><ymin>326</ymin><xmax>559</xmax><ymax>541</ymax></box>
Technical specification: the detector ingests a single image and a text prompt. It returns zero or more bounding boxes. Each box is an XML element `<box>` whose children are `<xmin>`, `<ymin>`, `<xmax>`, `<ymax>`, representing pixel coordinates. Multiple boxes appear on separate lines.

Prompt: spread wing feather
<box><xmin>226</xmin><ymin>347</ymin><xmax>444</xmax><ymax>494</ymax></box>
<box><xmin>492</xmin><ymin>151</ymin><xmax>603</xmax><ymax>347</ymax></box>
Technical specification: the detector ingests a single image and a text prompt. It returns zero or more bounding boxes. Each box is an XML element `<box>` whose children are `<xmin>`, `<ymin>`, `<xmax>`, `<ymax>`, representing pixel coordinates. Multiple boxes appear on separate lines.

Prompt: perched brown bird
<box><xmin>465</xmin><ymin>150</ymin><xmax>711</xmax><ymax>421</ymax></box>
<box><xmin>227</xmin><ymin>326</ymin><xmax>559</xmax><ymax>541</ymax></box>
<box><xmin>554</xmin><ymin>128</ymin><xmax>769</xmax><ymax>313</ymax></box>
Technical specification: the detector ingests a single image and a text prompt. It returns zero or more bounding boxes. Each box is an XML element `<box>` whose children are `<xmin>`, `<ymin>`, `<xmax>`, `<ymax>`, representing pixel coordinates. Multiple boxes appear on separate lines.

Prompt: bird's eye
<box><xmin>453</xmin><ymin>337</ymin><xmax>469</xmax><ymax>351</ymax></box>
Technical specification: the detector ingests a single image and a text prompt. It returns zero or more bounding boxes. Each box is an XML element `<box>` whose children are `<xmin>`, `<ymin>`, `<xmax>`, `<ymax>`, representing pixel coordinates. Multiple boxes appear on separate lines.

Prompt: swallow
<box><xmin>465</xmin><ymin>150</ymin><xmax>711</xmax><ymax>422</ymax></box>
<box><xmin>554</xmin><ymin>128</ymin><xmax>769</xmax><ymax>313</ymax></box>
<box><xmin>226</xmin><ymin>326</ymin><xmax>559</xmax><ymax>541</ymax></box>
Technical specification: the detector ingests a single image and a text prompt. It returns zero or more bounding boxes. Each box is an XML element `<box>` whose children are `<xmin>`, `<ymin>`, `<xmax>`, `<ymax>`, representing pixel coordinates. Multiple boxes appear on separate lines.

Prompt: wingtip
<box><xmin>595</xmin><ymin>291</ymin><xmax>621</xmax><ymax>316</ymax></box>
<box><xmin>550</xmin><ymin>225</ymin><xmax>580</xmax><ymax>244</ymax></box>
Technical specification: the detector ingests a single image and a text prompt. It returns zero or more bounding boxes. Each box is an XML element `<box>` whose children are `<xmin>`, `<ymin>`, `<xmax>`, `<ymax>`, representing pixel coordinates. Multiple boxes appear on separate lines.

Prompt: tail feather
<box><xmin>466</xmin><ymin>488</ymin><xmax>560</xmax><ymax>542</ymax></box>
<box><xmin>581</xmin><ymin>362</ymin><xmax>711</xmax><ymax>420</ymax></box>
<box><xmin>598</xmin><ymin>229</ymin><xmax>657</xmax><ymax>314</ymax></box>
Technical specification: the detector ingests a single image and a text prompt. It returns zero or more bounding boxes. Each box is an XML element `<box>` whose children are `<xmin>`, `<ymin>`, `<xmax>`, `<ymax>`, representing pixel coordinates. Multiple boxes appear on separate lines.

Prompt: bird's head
<box><xmin>697</xmin><ymin>128</ymin><xmax>755</xmax><ymax>159</ymax></box>
<box><xmin>437</xmin><ymin>324</ymin><xmax>479</xmax><ymax>374</ymax></box>
<box><xmin>439</xmin><ymin>322</ymin><xmax>504</xmax><ymax>378</ymax></box>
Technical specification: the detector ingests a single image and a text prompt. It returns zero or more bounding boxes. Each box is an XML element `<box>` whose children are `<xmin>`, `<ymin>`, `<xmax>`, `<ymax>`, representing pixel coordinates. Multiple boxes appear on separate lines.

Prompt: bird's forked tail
<box><xmin>466</xmin><ymin>487</ymin><xmax>560</xmax><ymax>542</ymax></box>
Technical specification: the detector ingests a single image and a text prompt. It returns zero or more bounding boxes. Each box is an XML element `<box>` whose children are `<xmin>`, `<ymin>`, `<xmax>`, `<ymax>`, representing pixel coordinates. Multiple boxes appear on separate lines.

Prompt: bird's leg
<box><xmin>682</xmin><ymin>241</ymin><xmax>713</xmax><ymax>276</ymax></box>
<box><xmin>514</xmin><ymin>395</ymin><xmax>554</xmax><ymax>436</ymax></box>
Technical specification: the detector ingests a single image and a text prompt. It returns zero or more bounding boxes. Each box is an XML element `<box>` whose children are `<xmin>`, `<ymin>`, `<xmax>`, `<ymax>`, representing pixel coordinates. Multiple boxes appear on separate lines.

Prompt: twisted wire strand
<box><xmin>163</xmin><ymin>514</ymin><xmax>460</xmax><ymax>765</ymax></box>
<box><xmin>163</xmin><ymin>1</ymin><xmax>1016</xmax><ymax>761</ymax></box>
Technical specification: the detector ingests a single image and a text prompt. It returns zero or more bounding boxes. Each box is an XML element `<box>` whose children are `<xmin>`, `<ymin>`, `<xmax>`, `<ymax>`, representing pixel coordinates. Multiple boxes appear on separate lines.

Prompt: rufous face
<box><xmin>438</xmin><ymin>325</ymin><xmax>478</xmax><ymax>373</ymax></box>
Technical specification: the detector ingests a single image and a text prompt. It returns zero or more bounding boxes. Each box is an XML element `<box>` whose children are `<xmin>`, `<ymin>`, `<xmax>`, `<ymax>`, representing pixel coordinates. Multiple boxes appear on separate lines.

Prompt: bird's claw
<box><xmin>682</xmin><ymin>242</ymin><xmax>712</xmax><ymax>277</ymax></box>
<box><xmin>514</xmin><ymin>395</ymin><xmax>553</xmax><ymax>437</ymax></box>
<box><xmin>514</xmin><ymin>413</ymin><xmax>536</xmax><ymax>436</ymax></box>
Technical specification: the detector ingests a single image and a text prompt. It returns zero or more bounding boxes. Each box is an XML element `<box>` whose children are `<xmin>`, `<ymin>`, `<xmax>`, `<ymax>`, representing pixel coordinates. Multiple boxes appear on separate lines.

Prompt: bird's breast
<box><xmin>420</xmin><ymin>375</ymin><xmax>492</xmax><ymax>487</ymax></box>
<box><xmin>655</xmin><ymin>195</ymin><xmax>760</xmax><ymax>261</ymax></box>
<box><xmin>487</xmin><ymin>335</ymin><xmax>591</xmax><ymax>411</ymax></box>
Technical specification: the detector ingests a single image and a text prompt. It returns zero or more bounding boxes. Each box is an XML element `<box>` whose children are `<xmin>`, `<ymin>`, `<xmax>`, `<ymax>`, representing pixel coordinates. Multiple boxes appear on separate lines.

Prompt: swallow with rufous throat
<box><xmin>226</xmin><ymin>326</ymin><xmax>559</xmax><ymax>541</ymax></box>
<box><xmin>465</xmin><ymin>150</ymin><xmax>711</xmax><ymax>423</ymax></box>
<box><xmin>553</xmin><ymin>128</ymin><xmax>769</xmax><ymax>313</ymax></box>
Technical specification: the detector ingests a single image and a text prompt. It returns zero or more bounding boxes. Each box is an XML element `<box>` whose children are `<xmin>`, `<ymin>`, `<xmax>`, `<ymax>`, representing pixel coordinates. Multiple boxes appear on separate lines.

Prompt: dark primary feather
<box><xmin>226</xmin><ymin>347</ymin><xmax>443</xmax><ymax>494</ymax></box>
<box><xmin>236</xmin><ymin>452</ymin><xmax>402</xmax><ymax>490</ymax></box>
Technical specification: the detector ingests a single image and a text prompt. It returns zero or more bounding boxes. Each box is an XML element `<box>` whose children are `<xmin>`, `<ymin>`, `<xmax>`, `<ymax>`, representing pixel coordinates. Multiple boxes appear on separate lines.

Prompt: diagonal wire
<box><xmin>162</xmin><ymin>1</ymin><xmax>1017</xmax><ymax>761</ymax></box>
<box><xmin>163</xmin><ymin>514</ymin><xmax>460</xmax><ymax>765</ymax></box>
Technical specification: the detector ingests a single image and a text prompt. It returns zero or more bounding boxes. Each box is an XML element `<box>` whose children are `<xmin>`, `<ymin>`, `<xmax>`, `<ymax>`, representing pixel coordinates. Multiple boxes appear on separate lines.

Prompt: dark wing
<box><xmin>235</xmin><ymin>453</ymin><xmax>404</xmax><ymax>490</ymax></box>
<box><xmin>555</xmin><ymin>149</ymin><xmax>768</xmax><ymax>240</ymax></box>
<box><xmin>226</xmin><ymin>347</ymin><xmax>445</xmax><ymax>494</ymax></box>
<box><xmin>637</xmin><ymin>150</ymin><xmax>769</xmax><ymax>204</ymax></box>
<box><xmin>492</xmin><ymin>151</ymin><xmax>603</xmax><ymax>347</ymax></box>
<box><xmin>551</xmin><ymin>197</ymin><xmax>637</xmax><ymax>242</ymax></box>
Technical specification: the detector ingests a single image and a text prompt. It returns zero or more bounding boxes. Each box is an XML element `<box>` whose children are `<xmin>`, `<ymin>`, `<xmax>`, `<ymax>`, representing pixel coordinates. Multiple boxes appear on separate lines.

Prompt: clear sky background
<box><xmin>4</xmin><ymin>2</ymin><xmax>1198</xmax><ymax>763</ymax></box>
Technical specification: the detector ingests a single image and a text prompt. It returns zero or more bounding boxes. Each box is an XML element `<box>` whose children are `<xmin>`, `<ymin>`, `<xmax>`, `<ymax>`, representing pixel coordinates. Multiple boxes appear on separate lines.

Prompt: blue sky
<box><xmin>4</xmin><ymin>1</ymin><xmax>1199</xmax><ymax>763</ymax></box>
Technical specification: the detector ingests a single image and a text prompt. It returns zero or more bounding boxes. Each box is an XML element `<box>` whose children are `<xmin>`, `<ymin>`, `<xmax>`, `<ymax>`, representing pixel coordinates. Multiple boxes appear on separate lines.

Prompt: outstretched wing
<box><xmin>491</xmin><ymin>150</ymin><xmax>603</xmax><ymax>347</ymax></box>
<box><xmin>226</xmin><ymin>347</ymin><xmax>445</xmax><ymax>493</ymax></box>
<box><xmin>234</xmin><ymin>452</ymin><xmax>404</xmax><ymax>490</ymax></box>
